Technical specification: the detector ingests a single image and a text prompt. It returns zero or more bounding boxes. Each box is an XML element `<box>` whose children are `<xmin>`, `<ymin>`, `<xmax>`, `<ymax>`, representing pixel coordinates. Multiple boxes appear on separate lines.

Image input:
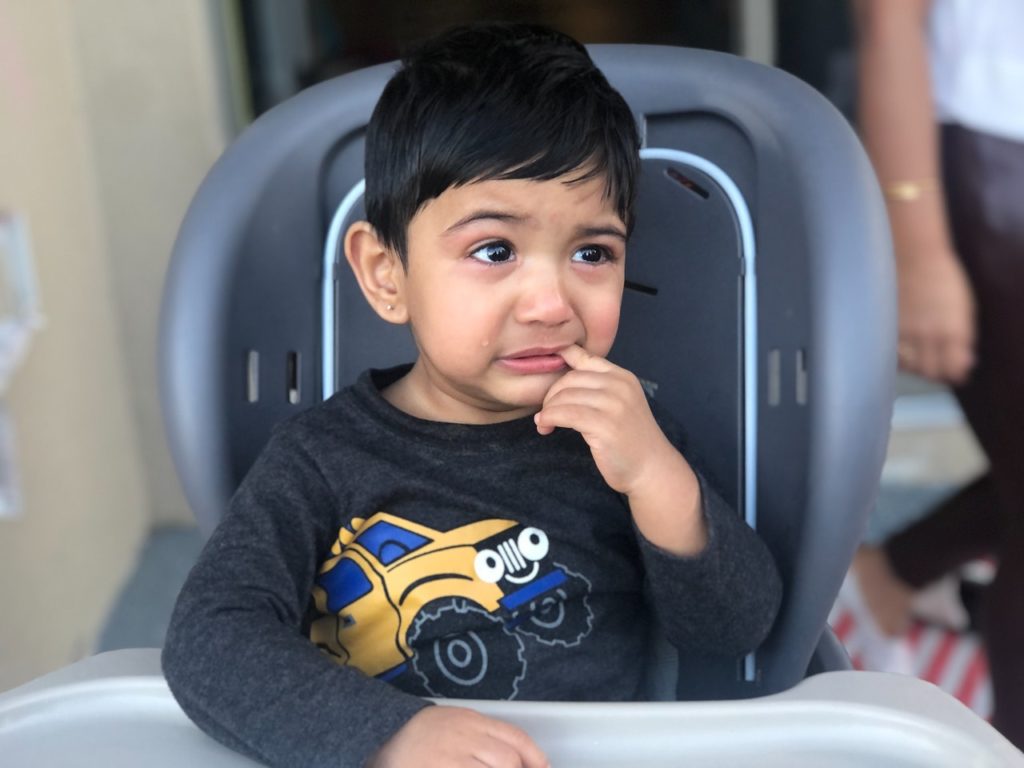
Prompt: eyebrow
<box><xmin>444</xmin><ymin>210</ymin><xmax>627</xmax><ymax>241</ymax></box>
<box><xmin>444</xmin><ymin>210</ymin><xmax>522</xmax><ymax>234</ymax></box>
<box><xmin>575</xmin><ymin>225</ymin><xmax>627</xmax><ymax>241</ymax></box>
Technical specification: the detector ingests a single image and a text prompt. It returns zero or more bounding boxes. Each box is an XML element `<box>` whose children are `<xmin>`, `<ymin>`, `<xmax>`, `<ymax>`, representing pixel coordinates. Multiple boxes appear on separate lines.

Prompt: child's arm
<box><xmin>162</xmin><ymin>428</ymin><xmax>431</xmax><ymax>767</ymax></box>
<box><xmin>535</xmin><ymin>344</ymin><xmax>781</xmax><ymax>654</ymax></box>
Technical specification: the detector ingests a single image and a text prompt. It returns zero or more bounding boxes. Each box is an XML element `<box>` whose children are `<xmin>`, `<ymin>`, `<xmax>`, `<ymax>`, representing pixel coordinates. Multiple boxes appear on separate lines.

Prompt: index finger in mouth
<box><xmin>558</xmin><ymin>343</ymin><xmax>611</xmax><ymax>372</ymax></box>
<box><xmin>558</xmin><ymin>343</ymin><xmax>590</xmax><ymax>367</ymax></box>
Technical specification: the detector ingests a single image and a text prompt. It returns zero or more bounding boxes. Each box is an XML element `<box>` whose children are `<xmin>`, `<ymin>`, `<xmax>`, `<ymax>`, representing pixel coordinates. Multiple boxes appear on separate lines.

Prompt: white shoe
<box><xmin>910</xmin><ymin>575</ymin><xmax>969</xmax><ymax>631</ymax></box>
<box><xmin>838</xmin><ymin>571</ymin><xmax>916</xmax><ymax>675</ymax></box>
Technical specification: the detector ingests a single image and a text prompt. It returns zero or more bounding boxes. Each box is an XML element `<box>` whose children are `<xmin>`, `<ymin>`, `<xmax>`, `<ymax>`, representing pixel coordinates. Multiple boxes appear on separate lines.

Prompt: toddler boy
<box><xmin>163</xmin><ymin>22</ymin><xmax>781</xmax><ymax>768</ymax></box>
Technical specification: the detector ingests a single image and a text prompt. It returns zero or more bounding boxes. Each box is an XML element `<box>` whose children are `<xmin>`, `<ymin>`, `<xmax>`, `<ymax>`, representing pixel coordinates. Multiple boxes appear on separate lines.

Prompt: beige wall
<box><xmin>0</xmin><ymin>0</ymin><xmax>230</xmax><ymax>689</ymax></box>
<box><xmin>70</xmin><ymin>0</ymin><xmax>234</xmax><ymax>526</ymax></box>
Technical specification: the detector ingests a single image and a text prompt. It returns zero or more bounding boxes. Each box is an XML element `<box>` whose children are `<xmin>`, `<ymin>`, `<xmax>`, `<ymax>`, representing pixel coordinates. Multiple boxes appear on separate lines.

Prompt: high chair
<box><xmin>161</xmin><ymin>43</ymin><xmax>892</xmax><ymax>699</ymax></box>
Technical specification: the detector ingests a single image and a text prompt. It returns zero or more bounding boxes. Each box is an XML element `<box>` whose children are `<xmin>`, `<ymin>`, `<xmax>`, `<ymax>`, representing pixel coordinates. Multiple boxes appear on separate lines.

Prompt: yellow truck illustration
<box><xmin>309</xmin><ymin>512</ymin><xmax>590</xmax><ymax>696</ymax></box>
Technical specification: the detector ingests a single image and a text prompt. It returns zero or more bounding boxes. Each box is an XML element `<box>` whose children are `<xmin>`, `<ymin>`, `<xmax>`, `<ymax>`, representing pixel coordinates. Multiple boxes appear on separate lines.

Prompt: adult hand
<box><xmin>367</xmin><ymin>706</ymin><xmax>549</xmax><ymax>768</ymax></box>
<box><xmin>896</xmin><ymin>248</ymin><xmax>976</xmax><ymax>384</ymax></box>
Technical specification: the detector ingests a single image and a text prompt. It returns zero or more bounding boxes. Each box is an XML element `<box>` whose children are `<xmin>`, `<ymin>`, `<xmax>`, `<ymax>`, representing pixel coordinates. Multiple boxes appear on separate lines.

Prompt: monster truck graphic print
<box><xmin>309</xmin><ymin>512</ymin><xmax>593</xmax><ymax>698</ymax></box>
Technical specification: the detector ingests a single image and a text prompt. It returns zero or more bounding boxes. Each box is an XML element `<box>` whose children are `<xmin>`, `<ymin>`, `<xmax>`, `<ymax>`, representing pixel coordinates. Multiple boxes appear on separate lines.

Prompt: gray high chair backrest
<box><xmin>160</xmin><ymin>45</ymin><xmax>895</xmax><ymax>701</ymax></box>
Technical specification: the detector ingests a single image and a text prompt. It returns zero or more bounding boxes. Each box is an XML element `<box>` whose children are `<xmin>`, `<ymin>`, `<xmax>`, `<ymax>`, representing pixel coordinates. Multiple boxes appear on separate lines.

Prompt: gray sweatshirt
<box><xmin>162</xmin><ymin>366</ymin><xmax>781</xmax><ymax>767</ymax></box>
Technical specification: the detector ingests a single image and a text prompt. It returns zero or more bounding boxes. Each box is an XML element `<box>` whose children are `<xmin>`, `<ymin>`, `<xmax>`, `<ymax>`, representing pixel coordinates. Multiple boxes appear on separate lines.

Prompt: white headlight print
<box><xmin>473</xmin><ymin>527</ymin><xmax>551</xmax><ymax>585</ymax></box>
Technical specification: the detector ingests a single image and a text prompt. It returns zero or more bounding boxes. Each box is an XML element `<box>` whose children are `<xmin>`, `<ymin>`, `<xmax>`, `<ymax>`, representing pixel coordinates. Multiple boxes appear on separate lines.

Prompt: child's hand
<box><xmin>367</xmin><ymin>706</ymin><xmax>550</xmax><ymax>768</ymax></box>
<box><xmin>534</xmin><ymin>344</ymin><xmax>677</xmax><ymax>495</ymax></box>
<box><xmin>535</xmin><ymin>344</ymin><xmax>706</xmax><ymax>555</ymax></box>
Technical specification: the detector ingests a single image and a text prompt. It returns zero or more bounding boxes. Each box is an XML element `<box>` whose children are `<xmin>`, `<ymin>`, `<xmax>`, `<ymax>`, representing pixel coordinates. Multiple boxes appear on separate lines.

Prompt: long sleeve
<box><xmin>162</xmin><ymin>368</ymin><xmax>782</xmax><ymax>764</ymax></box>
<box><xmin>162</xmin><ymin>428</ymin><xmax>430</xmax><ymax>768</ymax></box>
<box><xmin>635</xmin><ymin>400</ymin><xmax>781</xmax><ymax>656</ymax></box>
<box><xmin>636</xmin><ymin>474</ymin><xmax>782</xmax><ymax>656</ymax></box>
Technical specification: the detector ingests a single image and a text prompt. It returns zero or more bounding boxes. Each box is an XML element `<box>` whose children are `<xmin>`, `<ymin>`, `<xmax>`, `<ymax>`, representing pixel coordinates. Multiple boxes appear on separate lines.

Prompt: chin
<box><xmin>499</xmin><ymin>389</ymin><xmax>553</xmax><ymax>413</ymax></box>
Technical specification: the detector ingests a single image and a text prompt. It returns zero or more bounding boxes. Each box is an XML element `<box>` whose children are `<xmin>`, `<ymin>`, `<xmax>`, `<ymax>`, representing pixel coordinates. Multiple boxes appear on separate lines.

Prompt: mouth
<box><xmin>504</xmin><ymin>562</ymin><xmax>540</xmax><ymax>584</ymax></box>
<box><xmin>497</xmin><ymin>347</ymin><xmax>570</xmax><ymax>375</ymax></box>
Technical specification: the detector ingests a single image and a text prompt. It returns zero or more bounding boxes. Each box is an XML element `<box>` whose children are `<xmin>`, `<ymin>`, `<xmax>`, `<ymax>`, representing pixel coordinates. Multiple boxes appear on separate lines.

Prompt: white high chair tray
<box><xmin>1</xmin><ymin>649</ymin><xmax>1020</xmax><ymax>767</ymax></box>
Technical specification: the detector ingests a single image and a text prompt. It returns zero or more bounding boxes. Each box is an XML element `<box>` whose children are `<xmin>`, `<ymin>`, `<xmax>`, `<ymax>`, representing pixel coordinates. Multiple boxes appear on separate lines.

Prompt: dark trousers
<box><xmin>885</xmin><ymin>123</ymin><xmax>1024</xmax><ymax>748</ymax></box>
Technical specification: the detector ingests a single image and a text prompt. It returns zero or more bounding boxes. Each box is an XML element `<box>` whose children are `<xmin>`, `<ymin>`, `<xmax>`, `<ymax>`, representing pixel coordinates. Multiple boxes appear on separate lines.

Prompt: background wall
<box><xmin>0</xmin><ymin>0</ymin><xmax>231</xmax><ymax>689</ymax></box>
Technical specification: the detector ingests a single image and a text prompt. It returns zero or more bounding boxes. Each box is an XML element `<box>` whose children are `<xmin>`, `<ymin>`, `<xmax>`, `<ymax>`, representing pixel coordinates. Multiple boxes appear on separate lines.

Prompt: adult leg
<box><xmin>883</xmin><ymin>473</ymin><xmax>1000</xmax><ymax>588</ymax></box>
<box><xmin>937</xmin><ymin>124</ymin><xmax>1024</xmax><ymax>748</ymax></box>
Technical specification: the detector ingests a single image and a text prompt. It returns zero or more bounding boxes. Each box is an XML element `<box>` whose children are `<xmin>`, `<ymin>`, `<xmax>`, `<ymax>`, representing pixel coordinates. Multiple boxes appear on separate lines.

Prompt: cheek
<box><xmin>585</xmin><ymin>296</ymin><xmax>622</xmax><ymax>354</ymax></box>
<box><xmin>413</xmin><ymin>290</ymin><xmax>503</xmax><ymax>360</ymax></box>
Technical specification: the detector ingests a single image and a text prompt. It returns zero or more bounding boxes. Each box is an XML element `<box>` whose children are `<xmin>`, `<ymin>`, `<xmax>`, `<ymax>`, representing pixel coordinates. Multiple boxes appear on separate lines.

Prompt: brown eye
<box><xmin>572</xmin><ymin>245</ymin><xmax>610</xmax><ymax>264</ymax></box>
<box><xmin>469</xmin><ymin>242</ymin><xmax>514</xmax><ymax>264</ymax></box>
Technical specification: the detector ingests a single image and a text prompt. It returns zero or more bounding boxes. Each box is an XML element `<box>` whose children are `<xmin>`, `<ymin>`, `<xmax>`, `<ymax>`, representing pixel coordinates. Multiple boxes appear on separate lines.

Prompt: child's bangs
<box><xmin>434</xmin><ymin>108</ymin><xmax>636</xmax><ymax>228</ymax></box>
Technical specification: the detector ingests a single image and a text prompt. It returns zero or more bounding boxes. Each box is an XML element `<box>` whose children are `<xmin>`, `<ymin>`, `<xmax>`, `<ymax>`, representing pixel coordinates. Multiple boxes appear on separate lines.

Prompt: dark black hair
<box><xmin>364</xmin><ymin>22</ymin><xmax>641</xmax><ymax>262</ymax></box>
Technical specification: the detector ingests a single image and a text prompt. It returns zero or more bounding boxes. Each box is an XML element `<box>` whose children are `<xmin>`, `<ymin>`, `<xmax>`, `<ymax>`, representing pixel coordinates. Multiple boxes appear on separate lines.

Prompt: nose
<box><xmin>515</xmin><ymin>264</ymin><xmax>573</xmax><ymax>326</ymax></box>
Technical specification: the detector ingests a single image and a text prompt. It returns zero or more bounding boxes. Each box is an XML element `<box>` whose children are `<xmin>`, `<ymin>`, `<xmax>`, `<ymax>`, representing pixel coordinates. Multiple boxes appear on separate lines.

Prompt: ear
<box><xmin>343</xmin><ymin>221</ymin><xmax>408</xmax><ymax>324</ymax></box>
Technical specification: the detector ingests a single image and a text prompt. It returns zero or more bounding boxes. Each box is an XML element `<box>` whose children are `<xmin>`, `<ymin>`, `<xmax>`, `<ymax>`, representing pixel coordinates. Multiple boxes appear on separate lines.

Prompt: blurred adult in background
<box><xmin>851</xmin><ymin>0</ymin><xmax>1024</xmax><ymax>749</ymax></box>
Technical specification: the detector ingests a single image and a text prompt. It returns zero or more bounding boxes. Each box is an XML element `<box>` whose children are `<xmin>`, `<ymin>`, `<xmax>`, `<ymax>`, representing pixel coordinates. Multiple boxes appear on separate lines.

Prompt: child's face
<box><xmin>395</xmin><ymin>173</ymin><xmax>626</xmax><ymax>424</ymax></box>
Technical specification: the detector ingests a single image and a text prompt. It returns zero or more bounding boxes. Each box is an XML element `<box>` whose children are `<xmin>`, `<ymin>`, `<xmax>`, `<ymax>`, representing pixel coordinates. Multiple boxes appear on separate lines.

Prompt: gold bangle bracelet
<box><xmin>884</xmin><ymin>178</ymin><xmax>939</xmax><ymax>202</ymax></box>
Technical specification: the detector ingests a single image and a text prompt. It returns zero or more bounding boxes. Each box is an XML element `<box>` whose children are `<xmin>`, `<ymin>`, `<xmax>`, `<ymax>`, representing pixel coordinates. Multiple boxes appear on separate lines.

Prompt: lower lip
<box><xmin>497</xmin><ymin>355</ymin><xmax>568</xmax><ymax>374</ymax></box>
